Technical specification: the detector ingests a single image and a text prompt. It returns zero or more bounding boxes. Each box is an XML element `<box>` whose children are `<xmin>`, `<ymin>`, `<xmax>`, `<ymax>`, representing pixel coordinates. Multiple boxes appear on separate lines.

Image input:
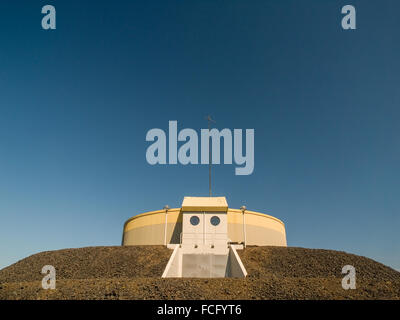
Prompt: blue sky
<box><xmin>0</xmin><ymin>0</ymin><xmax>399</xmax><ymax>271</ymax></box>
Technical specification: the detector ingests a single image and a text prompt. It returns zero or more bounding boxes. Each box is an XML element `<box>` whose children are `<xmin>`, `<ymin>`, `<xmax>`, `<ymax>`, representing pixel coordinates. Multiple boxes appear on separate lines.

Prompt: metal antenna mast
<box><xmin>206</xmin><ymin>115</ymin><xmax>216</xmax><ymax>197</ymax></box>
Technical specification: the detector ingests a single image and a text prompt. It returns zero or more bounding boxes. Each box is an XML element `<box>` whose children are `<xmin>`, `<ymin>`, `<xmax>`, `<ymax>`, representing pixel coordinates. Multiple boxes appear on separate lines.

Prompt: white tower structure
<box><xmin>162</xmin><ymin>196</ymin><xmax>247</xmax><ymax>278</ymax></box>
<box><xmin>181</xmin><ymin>196</ymin><xmax>228</xmax><ymax>247</ymax></box>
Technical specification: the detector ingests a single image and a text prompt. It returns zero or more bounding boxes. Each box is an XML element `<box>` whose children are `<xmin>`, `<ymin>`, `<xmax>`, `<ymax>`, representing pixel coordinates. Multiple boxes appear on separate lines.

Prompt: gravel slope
<box><xmin>0</xmin><ymin>246</ymin><xmax>399</xmax><ymax>300</ymax></box>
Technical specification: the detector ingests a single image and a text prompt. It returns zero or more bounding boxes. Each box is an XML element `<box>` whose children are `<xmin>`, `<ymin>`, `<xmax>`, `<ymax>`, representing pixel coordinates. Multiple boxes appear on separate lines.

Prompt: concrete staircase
<box><xmin>162</xmin><ymin>244</ymin><xmax>247</xmax><ymax>278</ymax></box>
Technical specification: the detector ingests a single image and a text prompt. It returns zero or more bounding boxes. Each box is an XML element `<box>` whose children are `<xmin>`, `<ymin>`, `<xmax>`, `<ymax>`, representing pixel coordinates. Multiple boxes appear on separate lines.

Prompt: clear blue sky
<box><xmin>0</xmin><ymin>0</ymin><xmax>399</xmax><ymax>271</ymax></box>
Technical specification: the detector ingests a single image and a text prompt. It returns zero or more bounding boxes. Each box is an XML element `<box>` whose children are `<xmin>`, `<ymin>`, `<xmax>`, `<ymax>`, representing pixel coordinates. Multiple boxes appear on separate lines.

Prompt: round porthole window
<box><xmin>210</xmin><ymin>216</ymin><xmax>220</xmax><ymax>226</ymax></box>
<box><xmin>190</xmin><ymin>216</ymin><xmax>200</xmax><ymax>226</ymax></box>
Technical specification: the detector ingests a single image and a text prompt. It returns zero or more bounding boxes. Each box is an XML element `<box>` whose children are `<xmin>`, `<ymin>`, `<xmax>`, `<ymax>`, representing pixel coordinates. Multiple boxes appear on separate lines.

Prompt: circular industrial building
<box><xmin>2</xmin><ymin>196</ymin><xmax>400</xmax><ymax>298</ymax></box>
<box><xmin>122</xmin><ymin>197</ymin><xmax>287</xmax><ymax>247</ymax></box>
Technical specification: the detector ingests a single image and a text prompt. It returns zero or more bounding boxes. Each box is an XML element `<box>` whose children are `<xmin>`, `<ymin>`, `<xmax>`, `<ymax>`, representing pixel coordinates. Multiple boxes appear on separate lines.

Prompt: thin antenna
<box><xmin>205</xmin><ymin>115</ymin><xmax>216</xmax><ymax>197</ymax></box>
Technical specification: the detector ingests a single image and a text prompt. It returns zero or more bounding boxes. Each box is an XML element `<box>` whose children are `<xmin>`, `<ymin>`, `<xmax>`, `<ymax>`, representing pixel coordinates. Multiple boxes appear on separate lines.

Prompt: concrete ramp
<box><xmin>182</xmin><ymin>254</ymin><xmax>228</xmax><ymax>277</ymax></box>
<box><xmin>162</xmin><ymin>245</ymin><xmax>247</xmax><ymax>278</ymax></box>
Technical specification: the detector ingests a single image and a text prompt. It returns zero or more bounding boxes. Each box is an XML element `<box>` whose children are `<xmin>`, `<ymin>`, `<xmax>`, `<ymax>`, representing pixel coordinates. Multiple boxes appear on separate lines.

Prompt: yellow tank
<box><xmin>122</xmin><ymin>203</ymin><xmax>287</xmax><ymax>247</ymax></box>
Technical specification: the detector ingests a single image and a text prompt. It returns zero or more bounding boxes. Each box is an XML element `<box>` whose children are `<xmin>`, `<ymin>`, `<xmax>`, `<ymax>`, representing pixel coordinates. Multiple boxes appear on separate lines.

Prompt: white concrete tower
<box><xmin>181</xmin><ymin>196</ymin><xmax>228</xmax><ymax>248</ymax></box>
<box><xmin>162</xmin><ymin>196</ymin><xmax>247</xmax><ymax>278</ymax></box>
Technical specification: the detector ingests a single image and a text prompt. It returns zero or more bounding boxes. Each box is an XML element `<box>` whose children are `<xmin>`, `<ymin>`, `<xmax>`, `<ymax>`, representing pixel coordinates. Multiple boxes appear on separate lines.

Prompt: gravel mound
<box><xmin>239</xmin><ymin>246</ymin><xmax>400</xmax><ymax>281</ymax></box>
<box><xmin>0</xmin><ymin>246</ymin><xmax>399</xmax><ymax>300</ymax></box>
<box><xmin>0</xmin><ymin>246</ymin><xmax>171</xmax><ymax>283</ymax></box>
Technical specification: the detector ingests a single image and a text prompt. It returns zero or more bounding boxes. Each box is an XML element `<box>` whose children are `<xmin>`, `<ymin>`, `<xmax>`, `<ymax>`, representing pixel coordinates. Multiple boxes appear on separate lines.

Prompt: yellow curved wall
<box><xmin>122</xmin><ymin>208</ymin><xmax>287</xmax><ymax>247</ymax></box>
